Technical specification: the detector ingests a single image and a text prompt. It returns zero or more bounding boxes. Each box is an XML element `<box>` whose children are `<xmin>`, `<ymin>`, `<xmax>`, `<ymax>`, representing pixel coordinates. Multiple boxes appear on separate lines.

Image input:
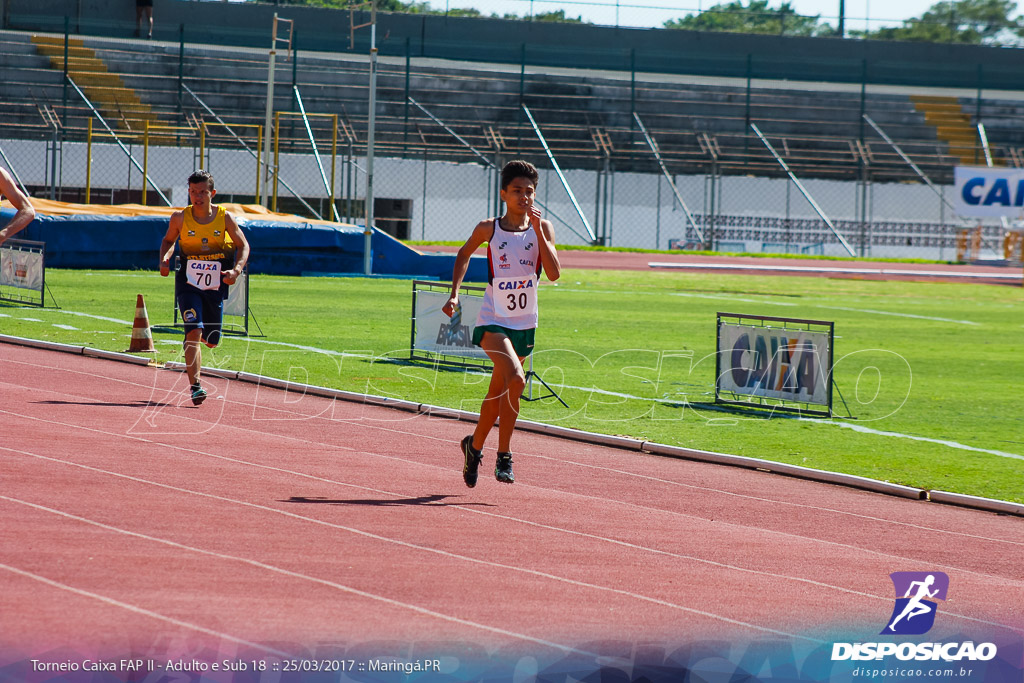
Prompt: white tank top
<box><xmin>475</xmin><ymin>218</ymin><xmax>543</xmax><ymax>330</ymax></box>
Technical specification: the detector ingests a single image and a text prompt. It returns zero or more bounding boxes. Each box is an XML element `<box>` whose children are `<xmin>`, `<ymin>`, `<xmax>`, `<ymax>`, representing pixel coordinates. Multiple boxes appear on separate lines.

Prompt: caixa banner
<box><xmin>953</xmin><ymin>166</ymin><xmax>1024</xmax><ymax>218</ymax></box>
<box><xmin>716</xmin><ymin>313</ymin><xmax>834</xmax><ymax>416</ymax></box>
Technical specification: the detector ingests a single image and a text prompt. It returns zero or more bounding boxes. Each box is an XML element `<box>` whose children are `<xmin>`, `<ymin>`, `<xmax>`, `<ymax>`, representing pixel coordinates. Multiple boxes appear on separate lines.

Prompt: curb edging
<box><xmin>6</xmin><ymin>335</ymin><xmax>1020</xmax><ymax>518</ymax></box>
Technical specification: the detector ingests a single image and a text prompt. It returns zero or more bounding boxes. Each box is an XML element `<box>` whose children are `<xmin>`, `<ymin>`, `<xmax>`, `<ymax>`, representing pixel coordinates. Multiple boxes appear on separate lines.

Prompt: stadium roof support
<box><xmin>521</xmin><ymin>104</ymin><xmax>598</xmax><ymax>244</ymax></box>
<box><xmin>0</xmin><ymin>144</ymin><xmax>29</xmax><ymax>196</ymax></box>
<box><xmin>862</xmin><ymin>114</ymin><xmax>961</xmax><ymax>219</ymax></box>
<box><xmin>750</xmin><ymin>123</ymin><xmax>855</xmax><ymax>257</ymax></box>
<box><xmin>184</xmin><ymin>84</ymin><xmax>321</xmax><ymax>220</ymax></box>
<box><xmin>293</xmin><ymin>86</ymin><xmax>340</xmax><ymax>222</ymax></box>
<box><xmin>409</xmin><ymin>97</ymin><xmax>591</xmax><ymax>243</ymax></box>
<box><xmin>66</xmin><ymin>76</ymin><xmax>171</xmax><ymax>207</ymax></box>
<box><xmin>633</xmin><ymin>112</ymin><xmax>705</xmax><ymax>245</ymax></box>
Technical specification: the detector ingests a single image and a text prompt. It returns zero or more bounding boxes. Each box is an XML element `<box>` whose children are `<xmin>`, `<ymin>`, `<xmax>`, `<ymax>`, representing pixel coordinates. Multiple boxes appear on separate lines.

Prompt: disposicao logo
<box><xmin>882</xmin><ymin>571</ymin><xmax>948</xmax><ymax>635</ymax></box>
<box><xmin>831</xmin><ymin>571</ymin><xmax>998</xmax><ymax>663</ymax></box>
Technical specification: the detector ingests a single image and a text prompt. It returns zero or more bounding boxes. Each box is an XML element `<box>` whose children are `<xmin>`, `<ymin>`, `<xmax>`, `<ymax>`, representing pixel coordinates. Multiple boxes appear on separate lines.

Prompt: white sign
<box><xmin>954</xmin><ymin>166</ymin><xmax>1024</xmax><ymax>218</ymax></box>
<box><xmin>718</xmin><ymin>324</ymin><xmax>830</xmax><ymax>406</ymax></box>
<box><xmin>413</xmin><ymin>289</ymin><xmax>489</xmax><ymax>361</ymax></box>
<box><xmin>224</xmin><ymin>269</ymin><xmax>247</xmax><ymax>319</ymax></box>
<box><xmin>0</xmin><ymin>246</ymin><xmax>43</xmax><ymax>291</ymax></box>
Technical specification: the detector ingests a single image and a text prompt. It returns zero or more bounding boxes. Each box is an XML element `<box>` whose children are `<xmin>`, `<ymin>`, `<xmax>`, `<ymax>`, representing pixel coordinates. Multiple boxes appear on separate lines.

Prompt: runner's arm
<box><xmin>443</xmin><ymin>220</ymin><xmax>491</xmax><ymax>318</ymax></box>
<box><xmin>159</xmin><ymin>212</ymin><xmax>183</xmax><ymax>276</ymax></box>
<box><xmin>222</xmin><ymin>213</ymin><xmax>249</xmax><ymax>285</ymax></box>
<box><xmin>531</xmin><ymin>206</ymin><xmax>560</xmax><ymax>282</ymax></box>
<box><xmin>0</xmin><ymin>168</ymin><xmax>36</xmax><ymax>247</ymax></box>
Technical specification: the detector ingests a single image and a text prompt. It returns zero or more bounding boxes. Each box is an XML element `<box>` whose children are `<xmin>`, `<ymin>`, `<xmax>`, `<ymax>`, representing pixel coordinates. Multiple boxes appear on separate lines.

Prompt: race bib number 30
<box><xmin>186</xmin><ymin>260</ymin><xmax>222</xmax><ymax>291</ymax></box>
<box><xmin>493</xmin><ymin>276</ymin><xmax>538</xmax><ymax>318</ymax></box>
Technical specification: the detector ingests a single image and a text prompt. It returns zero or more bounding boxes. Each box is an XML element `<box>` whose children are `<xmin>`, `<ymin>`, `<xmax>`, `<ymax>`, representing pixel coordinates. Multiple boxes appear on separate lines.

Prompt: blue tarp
<box><xmin>0</xmin><ymin>209</ymin><xmax>486</xmax><ymax>281</ymax></box>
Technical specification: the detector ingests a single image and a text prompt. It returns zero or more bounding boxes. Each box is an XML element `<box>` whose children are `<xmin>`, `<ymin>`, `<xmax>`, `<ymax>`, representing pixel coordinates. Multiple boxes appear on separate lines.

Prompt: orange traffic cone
<box><xmin>127</xmin><ymin>293</ymin><xmax>156</xmax><ymax>353</ymax></box>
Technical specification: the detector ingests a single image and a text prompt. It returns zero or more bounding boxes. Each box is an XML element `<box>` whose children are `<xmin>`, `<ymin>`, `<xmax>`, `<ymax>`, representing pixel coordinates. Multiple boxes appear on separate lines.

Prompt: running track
<box><xmin>1</xmin><ymin>343</ymin><xmax>1022</xmax><ymax>678</ymax></box>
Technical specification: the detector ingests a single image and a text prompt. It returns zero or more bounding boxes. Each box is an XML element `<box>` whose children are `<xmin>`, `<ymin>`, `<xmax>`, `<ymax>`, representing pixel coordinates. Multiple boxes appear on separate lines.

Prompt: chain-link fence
<box><xmin>2</xmin><ymin>27</ymin><xmax>1021</xmax><ymax>262</ymax></box>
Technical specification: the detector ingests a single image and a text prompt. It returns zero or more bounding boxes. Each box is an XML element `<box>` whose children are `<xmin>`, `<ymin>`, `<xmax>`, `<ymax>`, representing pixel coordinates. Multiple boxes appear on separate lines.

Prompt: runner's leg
<box><xmin>474</xmin><ymin>332</ymin><xmax>526</xmax><ymax>453</ymax></box>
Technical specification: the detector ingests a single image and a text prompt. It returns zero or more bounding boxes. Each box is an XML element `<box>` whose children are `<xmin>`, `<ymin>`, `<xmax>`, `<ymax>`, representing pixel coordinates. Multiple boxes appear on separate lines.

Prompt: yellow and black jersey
<box><xmin>175</xmin><ymin>205</ymin><xmax>236</xmax><ymax>293</ymax></box>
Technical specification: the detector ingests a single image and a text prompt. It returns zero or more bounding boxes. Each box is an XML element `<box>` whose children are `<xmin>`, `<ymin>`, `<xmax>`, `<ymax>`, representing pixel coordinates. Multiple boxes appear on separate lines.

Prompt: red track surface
<box><xmin>1</xmin><ymin>343</ymin><xmax>1022</xmax><ymax>668</ymax></box>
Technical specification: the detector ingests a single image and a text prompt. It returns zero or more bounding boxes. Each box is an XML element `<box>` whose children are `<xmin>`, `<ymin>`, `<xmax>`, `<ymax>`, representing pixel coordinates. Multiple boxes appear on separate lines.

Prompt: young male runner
<box><xmin>443</xmin><ymin>160</ymin><xmax>561</xmax><ymax>486</ymax></box>
<box><xmin>0</xmin><ymin>167</ymin><xmax>36</xmax><ymax>247</ymax></box>
<box><xmin>159</xmin><ymin>170</ymin><xmax>249</xmax><ymax>405</ymax></box>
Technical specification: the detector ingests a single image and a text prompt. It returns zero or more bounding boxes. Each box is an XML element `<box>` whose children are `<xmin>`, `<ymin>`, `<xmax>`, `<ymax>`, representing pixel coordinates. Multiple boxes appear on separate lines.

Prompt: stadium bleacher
<box><xmin>2</xmin><ymin>26</ymin><xmax>1017</xmax><ymax>188</ymax></box>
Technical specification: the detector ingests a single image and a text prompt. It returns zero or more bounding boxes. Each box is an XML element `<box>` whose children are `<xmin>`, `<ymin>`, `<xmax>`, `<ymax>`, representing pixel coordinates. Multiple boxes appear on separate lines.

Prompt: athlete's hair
<box><xmin>500</xmin><ymin>160</ymin><xmax>538</xmax><ymax>190</ymax></box>
<box><xmin>188</xmin><ymin>169</ymin><xmax>215</xmax><ymax>191</ymax></box>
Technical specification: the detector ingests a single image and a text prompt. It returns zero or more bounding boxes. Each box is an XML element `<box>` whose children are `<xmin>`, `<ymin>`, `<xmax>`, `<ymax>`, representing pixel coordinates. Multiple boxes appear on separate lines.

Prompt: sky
<box><xmin>430</xmin><ymin>0</ymin><xmax>1019</xmax><ymax>32</ymax></box>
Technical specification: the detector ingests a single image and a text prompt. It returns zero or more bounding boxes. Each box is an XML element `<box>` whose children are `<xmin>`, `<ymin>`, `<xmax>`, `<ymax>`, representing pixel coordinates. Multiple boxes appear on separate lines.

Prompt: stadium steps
<box><xmin>29</xmin><ymin>34</ymin><xmax>176</xmax><ymax>143</ymax></box>
<box><xmin>910</xmin><ymin>94</ymin><xmax>992</xmax><ymax>166</ymax></box>
<box><xmin>0</xmin><ymin>29</ymin><xmax>992</xmax><ymax>183</ymax></box>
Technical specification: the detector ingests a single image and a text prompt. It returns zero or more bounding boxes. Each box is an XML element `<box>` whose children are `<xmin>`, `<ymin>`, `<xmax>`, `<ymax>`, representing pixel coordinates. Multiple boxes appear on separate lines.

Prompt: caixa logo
<box><xmin>882</xmin><ymin>571</ymin><xmax>948</xmax><ymax>635</ymax></box>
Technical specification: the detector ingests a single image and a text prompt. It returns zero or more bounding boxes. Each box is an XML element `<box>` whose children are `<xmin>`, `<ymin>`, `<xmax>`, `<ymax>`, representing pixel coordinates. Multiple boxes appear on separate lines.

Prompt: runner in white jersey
<box><xmin>444</xmin><ymin>160</ymin><xmax>561</xmax><ymax>487</ymax></box>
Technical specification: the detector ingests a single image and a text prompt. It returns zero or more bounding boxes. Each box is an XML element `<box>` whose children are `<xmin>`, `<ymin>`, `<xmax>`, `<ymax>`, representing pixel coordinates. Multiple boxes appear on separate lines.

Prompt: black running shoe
<box><xmin>495</xmin><ymin>452</ymin><xmax>514</xmax><ymax>484</ymax></box>
<box><xmin>461</xmin><ymin>436</ymin><xmax>482</xmax><ymax>488</ymax></box>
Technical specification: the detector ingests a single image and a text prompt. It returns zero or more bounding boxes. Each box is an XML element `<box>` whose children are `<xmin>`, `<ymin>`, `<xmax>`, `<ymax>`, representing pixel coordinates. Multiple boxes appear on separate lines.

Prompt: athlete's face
<box><xmin>188</xmin><ymin>181</ymin><xmax>215</xmax><ymax>208</ymax></box>
<box><xmin>501</xmin><ymin>177</ymin><xmax>536</xmax><ymax>214</ymax></box>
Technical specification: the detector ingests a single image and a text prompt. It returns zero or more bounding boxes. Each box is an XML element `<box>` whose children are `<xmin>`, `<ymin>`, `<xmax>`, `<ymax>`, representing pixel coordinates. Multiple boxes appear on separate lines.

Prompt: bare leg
<box><xmin>472</xmin><ymin>332</ymin><xmax>526</xmax><ymax>453</ymax></box>
<box><xmin>184</xmin><ymin>328</ymin><xmax>203</xmax><ymax>386</ymax></box>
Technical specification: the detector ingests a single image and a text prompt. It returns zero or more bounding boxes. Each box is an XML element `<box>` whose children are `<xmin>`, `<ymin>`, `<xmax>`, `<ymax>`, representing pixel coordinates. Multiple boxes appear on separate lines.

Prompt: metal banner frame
<box><xmin>715</xmin><ymin>312</ymin><xmax>834</xmax><ymax>418</ymax></box>
<box><xmin>410</xmin><ymin>280</ymin><xmax>489</xmax><ymax>369</ymax></box>
<box><xmin>0</xmin><ymin>238</ymin><xmax>46</xmax><ymax>307</ymax></box>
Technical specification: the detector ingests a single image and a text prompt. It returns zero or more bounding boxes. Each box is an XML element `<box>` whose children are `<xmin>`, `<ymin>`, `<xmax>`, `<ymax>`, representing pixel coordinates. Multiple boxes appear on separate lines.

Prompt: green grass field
<box><xmin>3</xmin><ymin>267</ymin><xmax>1022</xmax><ymax>504</ymax></box>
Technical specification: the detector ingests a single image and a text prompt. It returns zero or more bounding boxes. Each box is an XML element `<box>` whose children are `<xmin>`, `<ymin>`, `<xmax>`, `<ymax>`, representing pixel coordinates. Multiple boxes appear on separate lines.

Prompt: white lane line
<box><xmin>2</xmin><ymin>356</ymin><xmax>1022</xmax><ymax>536</ymax></box>
<box><xmin>814</xmin><ymin>305</ymin><xmax>980</xmax><ymax>326</ymax></box>
<box><xmin>805</xmin><ymin>419</ymin><xmax>1024</xmax><ymax>462</ymax></box>
<box><xmin>0</xmin><ymin>561</ymin><xmax>295</xmax><ymax>658</ymax></box>
<box><xmin>20</xmin><ymin>338</ymin><xmax>1009</xmax><ymax>465</ymax></box>
<box><xmin>3</xmin><ymin>397</ymin><xmax>1022</xmax><ymax>629</ymax></box>
<box><xmin>54</xmin><ymin>310</ymin><xmax>134</xmax><ymax>325</ymax></box>
<box><xmin>0</xmin><ymin>443</ymin><xmax>823</xmax><ymax>644</ymax></box>
<box><xmin>0</xmin><ymin>494</ymin><xmax>592</xmax><ymax>655</ymax></box>
<box><xmin>2</xmin><ymin>360</ymin><xmax>1021</xmax><ymax>550</ymax></box>
<box><xmin>52</xmin><ymin>324</ymin><xmax>79</xmax><ymax>331</ymax></box>
<box><xmin>558</xmin><ymin>287</ymin><xmax>983</xmax><ymax>326</ymax></box>
<box><xmin>647</xmin><ymin>262</ymin><xmax>1023</xmax><ymax>280</ymax></box>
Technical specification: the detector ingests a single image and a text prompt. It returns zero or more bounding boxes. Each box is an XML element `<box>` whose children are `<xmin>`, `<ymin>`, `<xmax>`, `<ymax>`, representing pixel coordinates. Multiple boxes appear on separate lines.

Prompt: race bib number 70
<box><xmin>186</xmin><ymin>259</ymin><xmax>221</xmax><ymax>291</ymax></box>
<box><xmin>493</xmin><ymin>276</ymin><xmax>538</xmax><ymax>318</ymax></box>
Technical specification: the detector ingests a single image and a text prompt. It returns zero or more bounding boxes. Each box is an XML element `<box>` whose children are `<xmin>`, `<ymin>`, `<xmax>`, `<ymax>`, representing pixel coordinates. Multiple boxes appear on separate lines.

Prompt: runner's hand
<box><xmin>529</xmin><ymin>204</ymin><xmax>542</xmax><ymax>232</ymax></box>
<box><xmin>442</xmin><ymin>296</ymin><xmax>459</xmax><ymax>318</ymax></box>
<box><xmin>160</xmin><ymin>260</ymin><xmax>170</xmax><ymax>277</ymax></box>
<box><xmin>223</xmin><ymin>268</ymin><xmax>239</xmax><ymax>285</ymax></box>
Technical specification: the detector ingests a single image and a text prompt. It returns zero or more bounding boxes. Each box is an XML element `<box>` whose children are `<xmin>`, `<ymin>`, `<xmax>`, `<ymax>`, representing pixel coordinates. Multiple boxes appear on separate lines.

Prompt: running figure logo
<box><xmin>882</xmin><ymin>572</ymin><xmax>949</xmax><ymax>635</ymax></box>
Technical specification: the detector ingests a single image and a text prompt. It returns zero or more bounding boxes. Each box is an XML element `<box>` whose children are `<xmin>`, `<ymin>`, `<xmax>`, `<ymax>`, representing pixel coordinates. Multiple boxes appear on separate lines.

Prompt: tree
<box><xmin>491</xmin><ymin>9</ymin><xmax>584</xmax><ymax>22</ymax></box>
<box><xmin>531</xmin><ymin>9</ymin><xmax>584</xmax><ymax>22</ymax></box>
<box><xmin>853</xmin><ymin>0</ymin><xmax>1022</xmax><ymax>44</ymax></box>
<box><xmin>663</xmin><ymin>0</ymin><xmax>833</xmax><ymax>37</ymax></box>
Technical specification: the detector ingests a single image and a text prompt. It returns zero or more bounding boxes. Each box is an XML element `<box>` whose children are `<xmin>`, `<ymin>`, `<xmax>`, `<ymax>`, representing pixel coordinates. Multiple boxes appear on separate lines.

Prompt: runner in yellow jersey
<box><xmin>159</xmin><ymin>170</ymin><xmax>250</xmax><ymax>405</ymax></box>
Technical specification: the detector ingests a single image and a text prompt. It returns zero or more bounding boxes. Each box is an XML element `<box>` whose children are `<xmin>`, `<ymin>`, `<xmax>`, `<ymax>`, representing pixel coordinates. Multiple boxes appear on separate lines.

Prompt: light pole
<box><xmin>363</xmin><ymin>0</ymin><xmax>377</xmax><ymax>276</ymax></box>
